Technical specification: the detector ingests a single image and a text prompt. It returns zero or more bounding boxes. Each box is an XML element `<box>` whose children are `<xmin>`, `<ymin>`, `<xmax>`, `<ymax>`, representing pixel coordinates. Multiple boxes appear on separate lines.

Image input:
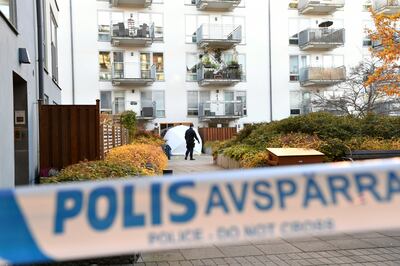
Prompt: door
<box><xmin>13</xmin><ymin>73</ymin><xmax>29</xmax><ymax>186</ymax></box>
<box><xmin>140</xmin><ymin>53</ymin><xmax>151</xmax><ymax>79</ymax></box>
<box><xmin>224</xmin><ymin>91</ymin><xmax>234</xmax><ymax>116</ymax></box>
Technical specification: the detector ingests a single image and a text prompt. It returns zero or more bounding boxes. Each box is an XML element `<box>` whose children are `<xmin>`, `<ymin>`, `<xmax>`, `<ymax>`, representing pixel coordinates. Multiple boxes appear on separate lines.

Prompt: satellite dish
<box><xmin>319</xmin><ymin>21</ymin><xmax>333</xmax><ymax>28</ymax></box>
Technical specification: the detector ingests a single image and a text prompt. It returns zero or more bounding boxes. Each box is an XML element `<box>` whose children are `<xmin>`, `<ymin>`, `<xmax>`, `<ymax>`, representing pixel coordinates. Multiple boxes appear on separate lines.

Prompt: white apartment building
<box><xmin>64</xmin><ymin>0</ymin><xmax>273</xmax><ymax>132</ymax></box>
<box><xmin>63</xmin><ymin>0</ymin><xmax>398</xmax><ymax>132</ymax></box>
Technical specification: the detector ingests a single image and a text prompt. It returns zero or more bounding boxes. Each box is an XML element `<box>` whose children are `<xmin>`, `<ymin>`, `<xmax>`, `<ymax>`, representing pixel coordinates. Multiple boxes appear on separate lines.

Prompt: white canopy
<box><xmin>164</xmin><ymin>126</ymin><xmax>203</xmax><ymax>156</ymax></box>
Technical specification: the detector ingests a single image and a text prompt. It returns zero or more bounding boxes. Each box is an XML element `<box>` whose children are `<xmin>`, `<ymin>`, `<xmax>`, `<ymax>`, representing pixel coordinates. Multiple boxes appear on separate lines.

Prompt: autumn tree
<box><xmin>366</xmin><ymin>9</ymin><xmax>400</xmax><ymax>95</ymax></box>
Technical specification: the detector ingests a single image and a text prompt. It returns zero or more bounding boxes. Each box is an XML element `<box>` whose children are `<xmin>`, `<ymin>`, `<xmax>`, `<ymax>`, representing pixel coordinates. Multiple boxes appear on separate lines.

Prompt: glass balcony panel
<box><xmin>373</xmin><ymin>0</ymin><xmax>400</xmax><ymax>14</ymax></box>
<box><xmin>298</xmin><ymin>28</ymin><xmax>345</xmax><ymax>51</ymax></box>
<box><xmin>111</xmin><ymin>20</ymin><xmax>155</xmax><ymax>47</ymax></box>
<box><xmin>298</xmin><ymin>0</ymin><xmax>345</xmax><ymax>15</ymax></box>
<box><xmin>299</xmin><ymin>66</ymin><xmax>346</xmax><ymax>87</ymax></box>
<box><xmin>199</xmin><ymin>101</ymin><xmax>244</xmax><ymax>120</ymax></box>
<box><xmin>196</xmin><ymin>24</ymin><xmax>242</xmax><ymax>50</ymax></box>
<box><xmin>112</xmin><ymin>62</ymin><xmax>156</xmax><ymax>86</ymax></box>
<box><xmin>195</xmin><ymin>0</ymin><xmax>241</xmax><ymax>11</ymax></box>
<box><xmin>109</xmin><ymin>0</ymin><xmax>152</xmax><ymax>8</ymax></box>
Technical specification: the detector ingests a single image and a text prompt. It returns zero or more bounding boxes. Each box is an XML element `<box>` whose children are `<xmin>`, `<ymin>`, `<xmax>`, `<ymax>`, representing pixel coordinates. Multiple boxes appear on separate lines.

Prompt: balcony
<box><xmin>195</xmin><ymin>0</ymin><xmax>241</xmax><ymax>11</ymax></box>
<box><xmin>299</xmin><ymin>28</ymin><xmax>345</xmax><ymax>51</ymax></box>
<box><xmin>112</xmin><ymin>62</ymin><xmax>156</xmax><ymax>86</ymax></box>
<box><xmin>197</xmin><ymin>63</ymin><xmax>243</xmax><ymax>87</ymax></box>
<box><xmin>373</xmin><ymin>0</ymin><xmax>400</xmax><ymax>15</ymax></box>
<box><xmin>109</xmin><ymin>0</ymin><xmax>152</xmax><ymax>7</ymax></box>
<box><xmin>196</xmin><ymin>24</ymin><xmax>242</xmax><ymax>50</ymax></box>
<box><xmin>300</xmin><ymin>66</ymin><xmax>346</xmax><ymax>87</ymax></box>
<box><xmin>372</xmin><ymin>35</ymin><xmax>400</xmax><ymax>51</ymax></box>
<box><xmin>298</xmin><ymin>0</ymin><xmax>345</xmax><ymax>15</ymax></box>
<box><xmin>111</xmin><ymin>21</ymin><xmax>154</xmax><ymax>47</ymax></box>
<box><xmin>199</xmin><ymin>101</ymin><xmax>244</xmax><ymax>121</ymax></box>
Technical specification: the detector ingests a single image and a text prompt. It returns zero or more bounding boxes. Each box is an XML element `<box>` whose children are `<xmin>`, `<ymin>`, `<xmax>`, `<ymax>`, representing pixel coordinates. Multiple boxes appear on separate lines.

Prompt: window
<box><xmin>288</xmin><ymin>18</ymin><xmax>311</xmax><ymax>45</ymax></box>
<box><xmin>187</xmin><ymin>91</ymin><xmax>199</xmax><ymax>116</ymax></box>
<box><xmin>114</xmin><ymin>93</ymin><xmax>125</xmax><ymax>114</ymax></box>
<box><xmin>289</xmin><ymin>55</ymin><xmax>309</xmax><ymax>81</ymax></box>
<box><xmin>98</xmin><ymin>11</ymin><xmax>123</xmax><ymax>42</ymax></box>
<box><xmin>100</xmin><ymin>91</ymin><xmax>112</xmax><ymax>110</ymax></box>
<box><xmin>363</xmin><ymin>20</ymin><xmax>374</xmax><ymax>47</ymax></box>
<box><xmin>99</xmin><ymin>51</ymin><xmax>111</xmax><ymax>81</ymax></box>
<box><xmin>50</xmin><ymin>10</ymin><xmax>58</xmax><ymax>82</ymax></box>
<box><xmin>141</xmin><ymin>91</ymin><xmax>165</xmax><ymax>118</ymax></box>
<box><xmin>0</xmin><ymin>0</ymin><xmax>17</xmax><ymax>27</ymax></box>
<box><xmin>153</xmin><ymin>53</ymin><xmax>164</xmax><ymax>81</ymax></box>
<box><xmin>363</xmin><ymin>0</ymin><xmax>372</xmax><ymax>12</ymax></box>
<box><xmin>186</xmin><ymin>53</ymin><xmax>199</xmax><ymax>81</ymax></box>
<box><xmin>236</xmin><ymin>91</ymin><xmax>247</xmax><ymax>116</ymax></box>
<box><xmin>288</xmin><ymin>0</ymin><xmax>298</xmax><ymax>9</ymax></box>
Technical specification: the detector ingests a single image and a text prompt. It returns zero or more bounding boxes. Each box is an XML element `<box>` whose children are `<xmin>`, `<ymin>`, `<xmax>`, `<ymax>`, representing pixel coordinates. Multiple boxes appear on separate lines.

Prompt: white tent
<box><xmin>164</xmin><ymin>126</ymin><xmax>203</xmax><ymax>156</ymax></box>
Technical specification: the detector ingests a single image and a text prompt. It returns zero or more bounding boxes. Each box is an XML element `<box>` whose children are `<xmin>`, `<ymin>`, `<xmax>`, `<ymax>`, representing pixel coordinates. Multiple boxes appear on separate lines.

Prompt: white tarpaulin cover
<box><xmin>164</xmin><ymin>126</ymin><xmax>202</xmax><ymax>156</ymax></box>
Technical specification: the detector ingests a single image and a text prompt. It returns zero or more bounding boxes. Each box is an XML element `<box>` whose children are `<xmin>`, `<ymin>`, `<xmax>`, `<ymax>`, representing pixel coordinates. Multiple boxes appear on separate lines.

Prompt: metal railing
<box><xmin>195</xmin><ymin>0</ymin><xmax>241</xmax><ymax>7</ymax></box>
<box><xmin>197</xmin><ymin>64</ymin><xmax>243</xmax><ymax>82</ymax></box>
<box><xmin>111</xmin><ymin>20</ymin><xmax>155</xmax><ymax>39</ymax></box>
<box><xmin>299</xmin><ymin>28</ymin><xmax>345</xmax><ymax>48</ymax></box>
<box><xmin>298</xmin><ymin>0</ymin><xmax>345</xmax><ymax>10</ymax></box>
<box><xmin>112</xmin><ymin>62</ymin><xmax>156</xmax><ymax>80</ymax></box>
<box><xmin>373</xmin><ymin>0</ymin><xmax>400</xmax><ymax>11</ymax></box>
<box><xmin>300</xmin><ymin>66</ymin><xmax>346</xmax><ymax>84</ymax></box>
<box><xmin>196</xmin><ymin>24</ymin><xmax>242</xmax><ymax>43</ymax></box>
<box><xmin>199</xmin><ymin>101</ymin><xmax>244</xmax><ymax>118</ymax></box>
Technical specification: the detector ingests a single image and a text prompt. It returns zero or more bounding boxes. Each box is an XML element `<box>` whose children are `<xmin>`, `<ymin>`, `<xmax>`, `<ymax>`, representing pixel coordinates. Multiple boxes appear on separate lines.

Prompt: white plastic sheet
<box><xmin>163</xmin><ymin>125</ymin><xmax>202</xmax><ymax>156</ymax></box>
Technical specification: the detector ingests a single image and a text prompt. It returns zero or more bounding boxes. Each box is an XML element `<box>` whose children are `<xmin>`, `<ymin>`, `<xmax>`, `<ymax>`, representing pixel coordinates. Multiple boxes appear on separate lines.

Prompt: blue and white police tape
<box><xmin>1</xmin><ymin>159</ymin><xmax>400</xmax><ymax>264</ymax></box>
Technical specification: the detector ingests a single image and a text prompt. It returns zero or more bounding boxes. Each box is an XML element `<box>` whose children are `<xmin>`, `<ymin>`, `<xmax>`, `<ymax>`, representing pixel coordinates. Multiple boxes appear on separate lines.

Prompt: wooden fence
<box><xmin>39</xmin><ymin>100</ymin><xmax>100</xmax><ymax>171</ymax></box>
<box><xmin>100</xmin><ymin>124</ymin><xmax>129</xmax><ymax>158</ymax></box>
<box><xmin>198</xmin><ymin>127</ymin><xmax>237</xmax><ymax>143</ymax></box>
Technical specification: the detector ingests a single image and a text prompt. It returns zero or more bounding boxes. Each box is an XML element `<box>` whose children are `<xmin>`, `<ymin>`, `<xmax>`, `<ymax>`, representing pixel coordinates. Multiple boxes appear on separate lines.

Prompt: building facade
<box><xmin>0</xmin><ymin>0</ymin><xmax>68</xmax><ymax>187</ymax></box>
<box><xmin>63</xmin><ymin>0</ymin><xmax>397</xmax><ymax>133</ymax></box>
<box><xmin>65</xmin><ymin>0</ymin><xmax>275</xmax><ymax>133</ymax></box>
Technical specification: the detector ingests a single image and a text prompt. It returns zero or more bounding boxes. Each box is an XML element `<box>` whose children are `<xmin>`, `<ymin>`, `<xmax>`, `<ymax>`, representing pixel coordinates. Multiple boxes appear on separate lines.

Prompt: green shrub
<box><xmin>42</xmin><ymin>161</ymin><xmax>141</xmax><ymax>184</ymax></box>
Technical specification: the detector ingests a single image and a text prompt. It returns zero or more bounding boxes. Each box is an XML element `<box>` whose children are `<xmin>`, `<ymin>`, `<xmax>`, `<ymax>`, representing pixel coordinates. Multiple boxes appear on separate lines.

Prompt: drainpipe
<box><xmin>69</xmin><ymin>0</ymin><xmax>76</xmax><ymax>104</ymax></box>
<box><xmin>36</xmin><ymin>0</ymin><xmax>44</xmax><ymax>101</ymax></box>
<box><xmin>267</xmin><ymin>0</ymin><xmax>273</xmax><ymax>122</ymax></box>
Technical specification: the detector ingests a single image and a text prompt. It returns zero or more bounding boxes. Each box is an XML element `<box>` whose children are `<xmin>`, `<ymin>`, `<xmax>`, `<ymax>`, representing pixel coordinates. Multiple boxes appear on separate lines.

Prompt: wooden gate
<box><xmin>198</xmin><ymin>127</ymin><xmax>237</xmax><ymax>143</ymax></box>
<box><xmin>39</xmin><ymin>100</ymin><xmax>100</xmax><ymax>171</ymax></box>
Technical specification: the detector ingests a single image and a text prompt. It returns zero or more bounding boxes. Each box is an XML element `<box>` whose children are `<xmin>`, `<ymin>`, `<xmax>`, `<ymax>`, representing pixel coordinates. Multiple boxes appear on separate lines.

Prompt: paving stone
<box><xmin>180</xmin><ymin>248</ymin><xmax>224</xmax><ymax>260</ymax></box>
<box><xmin>361</xmin><ymin>237</ymin><xmax>400</xmax><ymax>248</ymax></box>
<box><xmin>378</xmin><ymin>230</ymin><xmax>400</xmax><ymax>237</ymax></box>
<box><xmin>348</xmin><ymin>232</ymin><xmax>385</xmax><ymax>239</ymax></box>
<box><xmin>284</xmin><ymin>236</ymin><xmax>320</xmax><ymax>243</ymax></box>
<box><xmin>327</xmin><ymin>239</ymin><xmax>375</xmax><ymax>249</ymax></box>
<box><xmin>256</xmin><ymin>243</ymin><xmax>301</xmax><ymax>255</ymax></box>
<box><xmin>143</xmin><ymin>251</ymin><xmax>185</xmax><ymax>262</ymax></box>
<box><xmin>316</xmin><ymin>234</ymin><xmax>353</xmax><ymax>241</ymax></box>
<box><xmin>223</xmin><ymin>257</ymin><xmax>240</xmax><ymax>265</ymax></box>
<box><xmin>157</xmin><ymin>262</ymin><xmax>170</xmax><ymax>266</ymax></box>
<box><xmin>217</xmin><ymin>245</ymin><xmax>263</xmax><ymax>257</ymax></box>
<box><xmin>291</xmin><ymin>241</ymin><xmax>336</xmax><ymax>252</ymax></box>
<box><xmin>190</xmin><ymin>260</ymin><xmax>205</xmax><ymax>266</ymax></box>
<box><xmin>179</xmin><ymin>262</ymin><xmax>194</xmax><ymax>266</ymax></box>
<box><xmin>167</xmin><ymin>261</ymin><xmax>181</xmax><ymax>266</ymax></box>
<box><xmin>244</xmin><ymin>256</ymin><xmax>263</xmax><ymax>264</ymax></box>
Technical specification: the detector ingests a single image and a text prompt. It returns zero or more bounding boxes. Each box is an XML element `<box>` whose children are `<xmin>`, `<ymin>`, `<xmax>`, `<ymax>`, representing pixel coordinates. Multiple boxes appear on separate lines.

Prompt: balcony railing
<box><xmin>373</xmin><ymin>0</ymin><xmax>400</xmax><ymax>14</ymax></box>
<box><xmin>199</xmin><ymin>101</ymin><xmax>244</xmax><ymax>120</ymax></box>
<box><xmin>111</xmin><ymin>21</ymin><xmax>154</xmax><ymax>47</ymax></box>
<box><xmin>298</xmin><ymin>0</ymin><xmax>345</xmax><ymax>15</ymax></box>
<box><xmin>112</xmin><ymin>62</ymin><xmax>156</xmax><ymax>86</ymax></box>
<box><xmin>109</xmin><ymin>0</ymin><xmax>152</xmax><ymax>7</ymax></box>
<box><xmin>197</xmin><ymin>63</ymin><xmax>243</xmax><ymax>86</ymax></box>
<box><xmin>196</xmin><ymin>24</ymin><xmax>242</xmax><ymax>49</ymax></box>
<box><xmin>300</xmin><ymin>66</ymin><xmax>346</xmax><ymax>87</ymax></box>
<box><xmin>299</xmin><ymin>28</ymin><xmax>345</xmax><ymax>50</ymax></box>
<box><xmin>372</xmin><ymin>35</ymin><xmax>400</xmax><ymax>50</ymax></box>
<box><xmin>195</xmin><ymin>0</ymin><xmax>241</xmax><ymax>11</ymax></box>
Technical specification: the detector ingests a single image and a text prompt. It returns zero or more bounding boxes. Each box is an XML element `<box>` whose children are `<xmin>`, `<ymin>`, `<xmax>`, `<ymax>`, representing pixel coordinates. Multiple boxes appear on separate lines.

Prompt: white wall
<box><xmin>68</xmin><ymin>0</ymin><xmax>273</xmax><ymax>130</ymax></box>
<box><xmin>0</xmin><ymin>0</ymin><xmax>39</xmax><ymax>187</ymax></box>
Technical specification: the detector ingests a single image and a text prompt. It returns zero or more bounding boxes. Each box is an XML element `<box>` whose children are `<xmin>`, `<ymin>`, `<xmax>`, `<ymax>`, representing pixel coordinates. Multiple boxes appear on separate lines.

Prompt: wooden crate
<box><xmin>267</xmin><ymin>148</ymin><xmax>325</xmax><ymax>166</ymax></box>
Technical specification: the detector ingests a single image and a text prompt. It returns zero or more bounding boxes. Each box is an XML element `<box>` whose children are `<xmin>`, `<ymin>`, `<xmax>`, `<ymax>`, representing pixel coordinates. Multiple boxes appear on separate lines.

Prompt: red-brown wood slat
<box><xmin>198</xmin><ymin>128</ymin><xmax>237</xmax><ymax>143</ymax></box>
<box><xmin>39</xmin><ymin>102</ymin><xmax>101</xmax><ymax>172</ymax></box>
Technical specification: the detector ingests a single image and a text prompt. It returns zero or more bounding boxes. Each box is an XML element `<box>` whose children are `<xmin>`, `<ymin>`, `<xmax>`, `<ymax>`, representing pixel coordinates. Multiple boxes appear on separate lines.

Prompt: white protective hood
<box><xmin>164</xmin><ymin>126</ymin><xmax>203</xmax><ymax>156</ymax></box>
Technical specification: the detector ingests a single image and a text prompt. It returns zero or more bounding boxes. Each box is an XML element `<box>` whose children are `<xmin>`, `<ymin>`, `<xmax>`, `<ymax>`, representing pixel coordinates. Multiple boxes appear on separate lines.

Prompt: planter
<box><xmin>215</xmin><ymin>154</ymin><xmax>241</xmax><ymax>169</ymax></box>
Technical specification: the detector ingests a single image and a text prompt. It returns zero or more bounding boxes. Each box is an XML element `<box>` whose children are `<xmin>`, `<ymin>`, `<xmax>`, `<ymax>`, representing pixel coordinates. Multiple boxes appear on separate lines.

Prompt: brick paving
<box><xmin>137</xmin><ymin>155</ymin><xmax>400</xmax><ymax>266</ymax></box>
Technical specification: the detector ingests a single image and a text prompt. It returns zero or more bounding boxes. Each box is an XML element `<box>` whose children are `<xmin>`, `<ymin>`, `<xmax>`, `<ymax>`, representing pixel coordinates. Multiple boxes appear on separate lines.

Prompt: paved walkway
<box><xmin>137</xmin><ymin>155</ymin><xmax>400</xmax><ymax>266</ymax></box>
